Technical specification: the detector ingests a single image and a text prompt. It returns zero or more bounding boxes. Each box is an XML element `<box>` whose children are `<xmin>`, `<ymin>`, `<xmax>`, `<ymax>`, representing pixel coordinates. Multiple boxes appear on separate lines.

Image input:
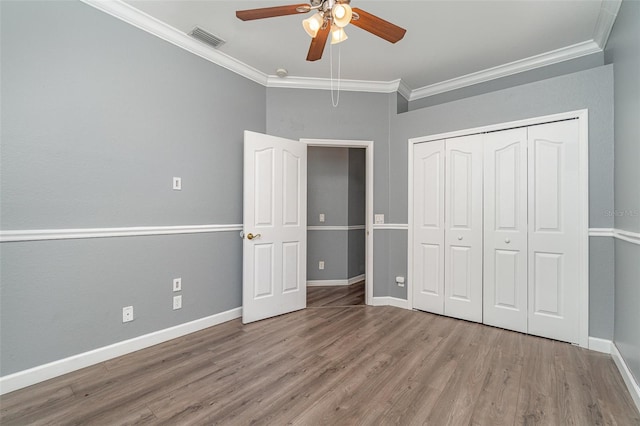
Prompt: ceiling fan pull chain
<box><xmin>330</xmin><ymin>42</ymin><xmax>341</xmax><ymax>108</ymax></box>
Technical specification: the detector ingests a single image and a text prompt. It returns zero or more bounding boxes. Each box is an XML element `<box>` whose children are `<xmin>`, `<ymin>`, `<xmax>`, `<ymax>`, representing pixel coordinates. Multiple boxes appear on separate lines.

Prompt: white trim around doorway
<box><xmin>301</xmin><ymin>138</ymin><xmax>374</xmax><ymax>306</ymax></box>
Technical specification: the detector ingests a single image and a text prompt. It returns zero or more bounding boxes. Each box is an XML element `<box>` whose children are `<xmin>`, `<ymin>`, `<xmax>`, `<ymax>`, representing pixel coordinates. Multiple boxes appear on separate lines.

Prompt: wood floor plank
<box><xmin>273</xmin><ymin>309</ymin><xmax>422</xmax><ymax>423</ymax></box>
<box><xmin>295</xmin><ymin>315</ymin><xmax>450</xmax><ymax>425</ymax></box>
<box><xmin>1</xmin><ymin>295</ymin><xmax>638</xmax><ymax>425</ymax></box>
<box><xmin>587</xmin><ymin>349</ymin><xmax>640</xmax><ymax>425</ymax></box>
<box><xmin>468</xmin><ymin>331</ymin><xmax>525</xmax><ymax>425</ymax></box>
<box><xmin>307</xmin><ymin>281</ymin><xmax>365</xmax><ymax>307</ymax></box>
<box><xmin>422</xmin><ymin>322</ymin><xmax>499</xmax><ymax>425</ymax></box>
<box><xmin>0</xmin><ymin>385</ymin><xmax>77</xmax><ymax>425</ymax></box>
<box><xmin>515</xmin><ymin>336</ymin><xmax>565</xmax><ymax>425</ymax></box>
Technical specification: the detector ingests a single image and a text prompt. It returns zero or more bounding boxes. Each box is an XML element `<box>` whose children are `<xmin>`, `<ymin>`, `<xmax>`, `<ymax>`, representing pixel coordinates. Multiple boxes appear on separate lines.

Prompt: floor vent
<box><xmin>189</xmin><ymin>27</ymin><xmax>226</xmax><ymax>49</ymax></box>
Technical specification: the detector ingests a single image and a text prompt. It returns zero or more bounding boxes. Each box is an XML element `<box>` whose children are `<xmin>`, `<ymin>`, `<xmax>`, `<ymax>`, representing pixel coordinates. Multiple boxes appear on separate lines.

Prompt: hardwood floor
<box><xmin>1</xmin><ymin>306</ymin><xmax>638</xmax><ymax>425</ymax></box>
<box><xmin>307</xmin><ymin>281</ymin><xmax>365</xmax><ymax>307</ymax></box>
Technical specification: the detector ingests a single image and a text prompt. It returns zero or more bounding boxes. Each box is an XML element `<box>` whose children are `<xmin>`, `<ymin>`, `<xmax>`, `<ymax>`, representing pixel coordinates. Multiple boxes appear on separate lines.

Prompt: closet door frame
<box><xmin>407</xmin><ymin>109</ymin><xmax>589</xmax><ymax>348</ymax></box>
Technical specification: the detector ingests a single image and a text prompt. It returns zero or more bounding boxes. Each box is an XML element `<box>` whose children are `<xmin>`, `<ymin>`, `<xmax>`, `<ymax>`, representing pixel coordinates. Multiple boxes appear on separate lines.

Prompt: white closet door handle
<box><xmin>457</xmin><ymin>236</ymin><xmax>463</xmax><ymax>241</ymax></box>
<box><xmin>505</xmin><ymin>238</ymin><xmax>511</xmax><ymax>244</ymax></box>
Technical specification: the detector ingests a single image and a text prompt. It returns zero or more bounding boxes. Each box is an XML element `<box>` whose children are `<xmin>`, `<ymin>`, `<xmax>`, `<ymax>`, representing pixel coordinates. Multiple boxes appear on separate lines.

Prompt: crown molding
<box><xmin>408</xmin><ymin>40</ymin><xmax>602</xmax><ymax>101</ymax></box>
<box><xmin>266</xmin><ymin>75</ymin><xmax>401</xmax><ymax>93</ymax></box>
<box><xmin>397</xmin><ymin>79</ymin><xmax>412</xmax><ymax>101</ymax></box>
<box><xmin>83</xmin><ymin>0</ymin><xmax>619</xmax><ymax>102</ymax></box>
<box><xmin>80</xmin><ymin>0</ymin><xmax>268</xmax><ymax>86</ymax></box>
<box><xmin>593</xmin><ymin>0</ymin><xmax>622</xmax><ymax>49</ymax></box>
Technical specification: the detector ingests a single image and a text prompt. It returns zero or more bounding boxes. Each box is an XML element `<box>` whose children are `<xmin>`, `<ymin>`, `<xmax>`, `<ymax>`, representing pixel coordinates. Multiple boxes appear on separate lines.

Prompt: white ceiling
<box><xmin>121</xmin><ymin>0</ymin><xmax>610</xmax><ymax>93</ymax></box>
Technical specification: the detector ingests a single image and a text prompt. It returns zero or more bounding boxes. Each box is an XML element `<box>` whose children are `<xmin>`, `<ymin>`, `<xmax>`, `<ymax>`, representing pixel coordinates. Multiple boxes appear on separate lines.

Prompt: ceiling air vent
<box><xmin>189</xmin><ymin>27</ymin><xmax>226</xmax><ymax>49</ymax></box>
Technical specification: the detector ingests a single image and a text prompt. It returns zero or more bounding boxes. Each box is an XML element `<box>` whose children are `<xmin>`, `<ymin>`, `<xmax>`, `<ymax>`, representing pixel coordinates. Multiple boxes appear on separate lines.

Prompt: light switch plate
<box><xmin>173</xmin><ymin>278</ymin><xmax>182</xmax><ymax>292</ymax></box>
<box><xmin>375</xmin><ymin>214</ymin><xmax>385</xmax><ymax>224</ymax></box>
<box><xmin>319</xmin><ymin>213</ymin><xmax>325</xmax><ymax>223</ymax></box>
<box><xmin>172</xmin><ymin>177</ymin><xmax>182</xmax><ymax>190</ymax></box>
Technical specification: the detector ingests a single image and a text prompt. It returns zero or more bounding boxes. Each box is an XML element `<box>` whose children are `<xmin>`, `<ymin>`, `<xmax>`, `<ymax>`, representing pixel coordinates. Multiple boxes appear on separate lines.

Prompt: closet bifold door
<box><xmin>527</xmin><ymin>120</ymin><xmax>581</xmax><ymax>344</ymax></box>
<box><xmin>412</xmin><ymin>140</ymin><xmax>446</xmax><ymax>314</ymax></box>
<box><xmin>444</xmin><ymin>134</ymin><xmax>483</xmax><ymax>323</ymax></box>
<box><xmin>483</xmin><ymin>128</ymin><xmax>528</xmax><ymax>333</ymax></box>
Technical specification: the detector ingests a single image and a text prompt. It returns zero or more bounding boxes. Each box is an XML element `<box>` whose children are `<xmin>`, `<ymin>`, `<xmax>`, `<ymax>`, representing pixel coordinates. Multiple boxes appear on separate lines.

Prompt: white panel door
<box><xmin>527</xmin><ymin>120</ymin><xmax>581</xmax><ymax>344</ymax></box>
<box><xmin>483</xmin><ymin>128</ymin><xmax>528</xmax><ymax>333</ymax></box>
<box><xmin>243</xmin><ymin>131</ymin><xmax>307</xmax><ymax>324</ymax></box>
<box><xmin>444</xmin><ymin>134</ymin><xmax>483</xmax><ymax>323</ymax></box>
<box><xmin>412</xmin><ymin>140</ymin><xmax>445</xmax><ymax>314</ymax></box>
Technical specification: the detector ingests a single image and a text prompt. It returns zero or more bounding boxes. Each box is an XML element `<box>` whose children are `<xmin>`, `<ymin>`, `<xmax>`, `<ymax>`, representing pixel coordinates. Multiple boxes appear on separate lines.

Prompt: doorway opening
<box><xmin>301</xmin><ymin>139</ymin><xmax>374</xmax><ymax>306</ymax></box>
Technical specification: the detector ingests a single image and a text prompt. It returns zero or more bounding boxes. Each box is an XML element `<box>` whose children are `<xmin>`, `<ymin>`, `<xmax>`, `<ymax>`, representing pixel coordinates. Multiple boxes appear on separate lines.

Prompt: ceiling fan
<box><xmin>236</xmin><ymin>0</ymin><xmax>406</xmax><ymax>62</ymax></box>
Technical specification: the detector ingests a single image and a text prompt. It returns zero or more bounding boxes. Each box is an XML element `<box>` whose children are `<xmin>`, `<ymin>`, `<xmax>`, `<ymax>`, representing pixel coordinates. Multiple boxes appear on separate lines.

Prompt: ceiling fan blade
<box><xmin>350</xmin><ymin>8</ymin><xmax>406</xmax><ymax>43</ymax></box>
<box><xmin>306</xmin><ymin>24</ymin><xmax>330</xmax><ymax>61</ymax></box>
<box><xmin>236</xmin><ymin>4</ymin><xmax>310</xmax><ymax>21</ymax></box>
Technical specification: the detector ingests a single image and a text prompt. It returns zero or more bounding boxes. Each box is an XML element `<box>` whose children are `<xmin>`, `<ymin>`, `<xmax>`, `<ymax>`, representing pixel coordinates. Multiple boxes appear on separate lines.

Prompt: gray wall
<box><xmin>614</xmin><ymin>241</ymin><xmax>640</xmax><ymax>382</ymax></box>
<box><xmin>307</xmin><ymin>231</ymin><xmax>348</xmax><ymax>281</ymax></box>
<box><xmin>390</xmin><ymin>65</ymin><xmax>615</xmax><ymax>338</ymax></box>
<box><xmin>0</xmin><ymin>1</ymin><xmax>265</xmax><ymax>375</ymax></box>
<box><xmin>308</xmin><ymin>147</ymin><xmax>349</xmax><ymax>227</ymax></box>
<box><xmin>605</xmin><ymin>0</ymin><xmax>640</xmax><ymax>383</ymax></box>
<box><xmin>408</xmin><ymin>52</ymin><xmax>605</xmax><ymax>110</ymax></box>
<box><xmin>266</xmin><ymin>88</ymin><xmax>394</xmax><ymax>296</ymax></box>
<box><xmin>306</xmin><ymin>147</ymin><xmax>365</xmax><ymax>281</ymax></box>
<box><xmin>307</xmin><ymin>147</ymin><xmax>348</xmax><ymax>281</ymax></box>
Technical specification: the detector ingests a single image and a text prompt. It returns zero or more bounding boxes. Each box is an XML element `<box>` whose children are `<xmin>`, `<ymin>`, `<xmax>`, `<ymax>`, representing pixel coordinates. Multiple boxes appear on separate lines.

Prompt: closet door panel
<box><xmin>444</xmin><ymin>134</ymin><xmax>483</xmax><ymax>323</ymax></box>
<box><xmin>483</xmin><ymin>128</ymin><xmax>528</xmax><ymax>333</ymax></box>
<box><xmin>528</xmin><ymin>120</ymin><xmax>581</xmax><ymax>344</ymax></box>
<box><xmin>412</xmin><ymin>140</ymin><xmax>445</xmax><ymax>314</ymax></box>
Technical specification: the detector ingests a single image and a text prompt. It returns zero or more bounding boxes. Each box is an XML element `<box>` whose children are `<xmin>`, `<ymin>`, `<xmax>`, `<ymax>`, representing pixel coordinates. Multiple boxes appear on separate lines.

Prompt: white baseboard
<box><xmin>307</xmin><ymin>274</ymin><xmax>365</xmax><ymax>287</ymax></box>
<box><xmin>370</xmin><ymin>296</ymin><xmax>410</xmax><ymax>310</ymax></box>
<box><xmin>587</xmin><ymin>337</ymin><xmax>640</xmax><ymax>413</ymax></box>
<box><xmin>307</xmin><ymin>280</ymin><xmax>347</xmax><ymax>287</ymax></box>
<box><xmin>0</xmin><ymin>307</ymin><xmax>242</xmax><ymax>395</ymax></box>
<box><xmin>611</xmin><ymin>343</ymin><xmax>640</xmax><ymax>413</ymax></box>
<box><xmin>588</xmin><ymin>336</ymin><xmax>613</xmax><ymax>353</ymax></box>
<box><xmin>348</xmin><ymin>274</ymin><xmax>366</xmax><ymax>285</ymax></box>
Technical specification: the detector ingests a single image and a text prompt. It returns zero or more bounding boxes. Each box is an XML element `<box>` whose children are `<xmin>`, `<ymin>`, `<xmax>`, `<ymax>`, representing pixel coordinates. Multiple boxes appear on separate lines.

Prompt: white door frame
<box><xmin>301</xmin><ymin>138</ymin><xmax>374</xmax><ymax>306</ymax></box>
<box><xmin>407</xmin><ymin>109</ymin><xmax>589</xmax><ymax>347</ymax></box>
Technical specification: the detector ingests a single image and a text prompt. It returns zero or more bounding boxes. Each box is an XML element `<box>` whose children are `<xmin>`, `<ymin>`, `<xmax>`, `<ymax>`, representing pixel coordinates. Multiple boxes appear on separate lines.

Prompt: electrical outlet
<box><xmin>375</xmin><ymin>214</ymin><xmax>385</xmax><ymax>224</ymax></box>
<box><xmin>172</xmin><ymin>177</ymin><xmax>182</xmax><ymax>190</ymax></box>
<box><xmin>396</xmin><ymin>276</ymin><xmax>405</xmax><ymax>288</ymax></box>
<box><xmin>122</xmin><ymin>306</ymin><xmax>133</xmax><ymax>323</ymax></box>
<box><xmin>173</xmin><ymin>295</ymin><xmax>182</xmax><ymax>310</ymax></box>
<box><xmin>173</xmin><ymin>277</ymin><xmax>182</xmax><ymax>292</ymax></box>
<box><xmin>319</xmin><ymin>261</ymin><xmax>325</xmax><ymax>270</ymax></box>
<box><xmin>319</xmin><ymin>213</ymin><xmax>325</xmax><ymax>223</ymax></box>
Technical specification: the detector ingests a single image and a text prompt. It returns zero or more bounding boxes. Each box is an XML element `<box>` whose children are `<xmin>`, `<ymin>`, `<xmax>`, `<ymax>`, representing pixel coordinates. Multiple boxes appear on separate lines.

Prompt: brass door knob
<box><xmin>247</xmin><ymin>233</ymin><xmax>261</xmax><ymax>240</ymax></box>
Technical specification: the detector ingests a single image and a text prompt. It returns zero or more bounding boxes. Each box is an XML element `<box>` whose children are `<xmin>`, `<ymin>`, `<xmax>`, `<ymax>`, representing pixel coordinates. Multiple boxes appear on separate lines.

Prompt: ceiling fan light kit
<box><xmin>236</xmin><ymin>0</ymin><xmax>406</xmax><ymax>61</ymax></box>
<box><xmin>302</xmin><ymin>12</ymin><xmax>324</xmax><ymax>38</ymax></box>
<box><xmin>332</xmin><ymin>3</ymin><xmax>352</xmax><ymax>28</ymax></box>
<box><xmin>330</xmin><ymin>24</ymin><xmax>348</xmax><ymax>44</ymax></box>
